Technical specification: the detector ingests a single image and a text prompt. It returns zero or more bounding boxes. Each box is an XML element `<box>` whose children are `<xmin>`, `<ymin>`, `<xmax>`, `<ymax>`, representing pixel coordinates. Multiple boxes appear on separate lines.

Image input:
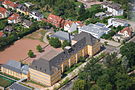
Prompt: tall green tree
<box><xmin>72</xmin><ymin>79</ymin><xmax>85</xmax><ymax>90</ymax></box>
<box><xmin>49</xmin><ymin>37</ymin><xmax>61</xmax><ymax>48</ymax></box>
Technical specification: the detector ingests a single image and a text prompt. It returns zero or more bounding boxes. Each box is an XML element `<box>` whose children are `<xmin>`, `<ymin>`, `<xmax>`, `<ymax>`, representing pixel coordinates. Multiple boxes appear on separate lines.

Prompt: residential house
<box><xmin>2</xmin><ymin>0</ymin><xmax>18</xmax><ymax>10</ymax></box>
<box><xmin>29</xmin><ymin>11</ymin><xmax>43</xmax><ymax>21</ymax></box>
<box><xmin>16</xmin><ymin>4</ymin><xmax>29</xmax><ymax>15</ymax></box>
<box><xmin>102</xmin><ymin>1</ymin><xmax>124</xmax><ymax>16</ymax></box>
<box><xmin>47</xmin><ymin>14</ymin><xmax>65</xmax><ymax>28</ymax></box>
<box><xmin>8</xmin><ymin>13</ymin><xmax>21</xmax><ymax>24</ymax></box>
<box><xmin>4</xmin><ymin>26</ymin><xmax>13</xmax><ymax>32</ymax></box>
<box><xmin>0</xmin><ymin>7</ymin><xmax>9</xmax><ymax>19</ymax></box>
<box><xmin>79</xmin><ymin>23</ymin><xmax>111</xmax><ymax>38</ymax></box>
<box><xmin>49</xmin><ymin>31</ymin><xmax>74</xmax><ymax>42</ymax></box>
<box><xmin>1</xmin><ymin>60</ymin><xmax>29</xmax><ymax>79</ymax></box>
<box><xmin>24</xmin><ymin>2</ymin><xmax>34</xmax><ymax>8</ymax></box>
<box><xmin>22</xmin><ymin>20</ymin><xmax>33</xmax><ymax>28</ymax></box>
<box><xmin>64</xmin><ymin>20</ymin><xmax>84</xmax><ymax>33</ymax></box>
<box><xmin>29</xmin><ymin>32</ymin><xmax>100</xmax><ymax>86</ymax></box>
<box><xmin>95</xmin><ymin>12</ymin><xmax>106</xmax><ymax>18</ymax></box>
<box><xmin>112</xmin><ymin>27</ymin><xmax>133</xmax><ymax>42</ymax></box>
<box><xmin>7</xmin><ymin>83</ymin><xmax>32</xmax><ymax>90</ymax></box>
<box><xmin>108</xmin><ymin>18</ymin><xmax>129</xmax><ymax>27</ymax></box>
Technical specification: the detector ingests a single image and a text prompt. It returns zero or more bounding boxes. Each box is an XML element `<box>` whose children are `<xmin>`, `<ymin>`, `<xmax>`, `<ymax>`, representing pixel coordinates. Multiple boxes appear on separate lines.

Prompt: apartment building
<box><xmin>29</xmin><ymin>32</ymin><xmax>101</xmax><ymax>86</ymax></box>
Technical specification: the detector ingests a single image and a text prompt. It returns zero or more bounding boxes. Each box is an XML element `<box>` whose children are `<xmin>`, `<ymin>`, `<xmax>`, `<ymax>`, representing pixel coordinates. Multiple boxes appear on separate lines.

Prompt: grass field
<box><xmin>0</xmin><ymin>75</ymin><xmax>15</xmax><ymax>88</ymax></box>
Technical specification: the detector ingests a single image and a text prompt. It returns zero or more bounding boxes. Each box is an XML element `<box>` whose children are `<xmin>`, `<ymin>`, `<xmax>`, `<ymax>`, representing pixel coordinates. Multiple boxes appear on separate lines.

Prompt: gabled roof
<box><xmin>1</xmin><ymin>60</ymin><xmax>29</xmax><ymax>74</ymax></box>
<box><xmin>8</xmin><ymin>13</ymin><xmax>20</xmax><ymax>20</ymax></box>
<box><xmin>50</xmin><ymin>31</ymin><xmax>74</xmax><ymax>41</ymax></box>
<box><xmin>47</xmin><ymin>14</ymin><xmax>63</xmax><ymax>23</ymax></box>
<box><xmin>17</xmin><ymin>4</ymin><xmax>29</xmax><ymax>12</ymax></box>
<box><xmin>102</xmin><ymin>1</ymin><xmax>122</xmax><ymax>10</ymax></box>
<box><xmin>30</xmin><ymin>11</ymin><xmax>43</xmax><ymax>17</ymax></box>
<box><xmin>3</xmin><ymin>0</ymin><xmax>18</xmax><ymax>8</ymax></box>
<box><xmin>23</xmin><ymin>19</ymin><xmax>33</xmax><ymax>27</ymax></box>
<box><xmin>0</xmin><ymin>7</ymin><xmax>7</xmax><ymax>14</ymax></box>
<box><xmin>119</xmin><ymin>27</ymin><xmax>132</xmax><ymax>36</ymax></box>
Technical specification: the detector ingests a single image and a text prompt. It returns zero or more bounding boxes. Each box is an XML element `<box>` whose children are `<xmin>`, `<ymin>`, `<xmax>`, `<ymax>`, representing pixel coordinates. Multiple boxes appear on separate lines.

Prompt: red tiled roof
<box><xmin>8</xmin><ymin>13</ymin><xmax>20</xmax><ymax>20</ymax></box>
<box><xmin>119</xmin><ymin>27</ymin><xmax>132</xmax><ymax>36</ymax></box>
<box><xmin>3</xmin><ymin>0</ymin><xmax>18</xmax><ymax>8</ymax></box>
<box><xmin>64</xmin><ymin>20</ymin><xmax>73</xmax><ymax>26</ymax></box>
<box><xmin>0</xmin><ymin>32</ymin><xmax>4</xmax><ymax>37</ymax></box>
<box><xmin>0</xmin><ymin>7</ymin><xmax>7</xmax><ymax>14</ymax></box>
<box><xmin>47</xmin><ymin>14</ymin><xmax>65</xmax><ymax>27</ymax></box>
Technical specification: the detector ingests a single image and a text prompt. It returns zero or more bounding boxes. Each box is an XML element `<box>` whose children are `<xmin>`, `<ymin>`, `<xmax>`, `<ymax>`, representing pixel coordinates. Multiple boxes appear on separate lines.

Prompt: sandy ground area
<box><xmin>0</xmin><ymin>38</ymin><xmax>46</xmax><ymax>64</ymax></box>
<box><xmin>22</xmin><ymin>44</ymin><xmax>63</xmax><ymax>65</ymax></box>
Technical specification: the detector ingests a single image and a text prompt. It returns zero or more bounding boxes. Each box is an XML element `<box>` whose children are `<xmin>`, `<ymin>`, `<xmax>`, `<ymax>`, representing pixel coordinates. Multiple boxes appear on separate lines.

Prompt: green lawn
<box><xmin>0</xmin><ymin>75</ymin><xmax>15</xmax><ymax>88</ymax></box>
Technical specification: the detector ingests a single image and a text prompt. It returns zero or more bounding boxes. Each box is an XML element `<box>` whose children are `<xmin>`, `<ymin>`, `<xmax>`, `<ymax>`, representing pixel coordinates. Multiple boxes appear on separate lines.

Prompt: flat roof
<box><xmin>79</xmin><ymin>24</ymin><xmax>110</xmax><ymax>38</ymax></box>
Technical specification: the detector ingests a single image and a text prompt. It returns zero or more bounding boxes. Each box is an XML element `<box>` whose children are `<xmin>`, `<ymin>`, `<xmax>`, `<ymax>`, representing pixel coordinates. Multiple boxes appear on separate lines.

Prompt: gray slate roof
<box><xmin>1</xmin><ymin>60</ymin><xmax>29</xmax><ymax>75</ymax></box>
<box><xmin>30</xmin><ymin>32</ymin><xmax>98</xmax><ymax>75</ymax></box>
<box><xmin>50</xmin><ymin>31</ymin><xmax>74</xmax><ymax>41</ymax></box>
<box><xmin>8</xmin><ymin>83</ymin><xmax>32</xmax><ymax>90</ymax></box>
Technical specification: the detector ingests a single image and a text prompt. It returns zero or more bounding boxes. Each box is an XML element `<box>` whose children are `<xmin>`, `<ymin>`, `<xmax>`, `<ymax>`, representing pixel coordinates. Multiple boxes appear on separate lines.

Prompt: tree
<box><xmin>72</xmin><ymin>79</ymin><xmax>85</xmax><ymax>90</ymax></box>
<box><xmin>36</xmin><ymin>45</ymin><xmax>43</xmax><ymax>52</ymax></box>
<box><xmin>49</xmin><ymin>37</ymin><xmax>61</xmax><ymax>48</ymax></box>
<box><xmin>115</xmin><ymin>73</ymin><xmax>133</xmax><ymax>90</ymax></box>
<box><xmin>120</xmin><ymin>42</ymin><xmax>135</xmax><ymax>67</ymax></box>
<box><xmin>91</xmin><ymin>85</ymin><xmax>101</xmax><ymax>90</ymax></box>
<box><xmin>62</xmin><ymin>40</ymin><xmax>70</xmax><ymax>49</ymax></box>
<box><xmin>28</xmin><ymin>50</ymin><xmax>35</xmax><ymax>58</ymax></box>
<box><xmin>97</xmin><ymin>74</ymin><xmax>110</xmax><ymax>89</ymax></box>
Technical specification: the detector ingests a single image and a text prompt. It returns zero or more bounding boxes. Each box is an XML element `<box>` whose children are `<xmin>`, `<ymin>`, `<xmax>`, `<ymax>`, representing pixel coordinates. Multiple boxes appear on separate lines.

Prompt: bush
<box><xmin>28</xmin><ymin>50</ymin><xmax>35</xmax><ymax>58</ymax></box>
<box><xmin>36</xmin><ymin>45</ymin><xmax>43</xmax><ymax>52</ymax></box>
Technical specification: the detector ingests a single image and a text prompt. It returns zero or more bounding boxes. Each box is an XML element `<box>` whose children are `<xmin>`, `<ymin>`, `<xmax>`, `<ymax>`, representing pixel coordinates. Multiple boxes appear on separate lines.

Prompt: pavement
<box><xmin>100</xmin><ymin>39</ymin><xmax>121</xmax><ymax>47</ymax></box>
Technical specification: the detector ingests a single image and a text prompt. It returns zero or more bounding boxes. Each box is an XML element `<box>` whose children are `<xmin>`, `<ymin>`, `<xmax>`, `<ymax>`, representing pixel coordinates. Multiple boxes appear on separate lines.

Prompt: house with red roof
<box><xmin>8</xmin><ymin>13</ymin><xmax>21</xmax><ymax>24</ymax></box>
<box><xmin>0</xmin><ymin>7</ymin><xmax>9</xmax><ymax>19</ymax></box>
<box><xmin>2</xmin><ymin>0</ymin><xmax>18</xmax><ymax>10</ymax></box>
<box><xmin>118</xmin><ymin>27</ymin><xmax>132</xmax><ymax>37</ymax></box>
<box><xmin>113</xmin><ymin>27</ymin><xmax>133</xmax><ymax>42</ymax></box>
<box><xmin>47</xmin><ymin>14</ymin><xmax>65</xmax><ymax>28</ymax></box>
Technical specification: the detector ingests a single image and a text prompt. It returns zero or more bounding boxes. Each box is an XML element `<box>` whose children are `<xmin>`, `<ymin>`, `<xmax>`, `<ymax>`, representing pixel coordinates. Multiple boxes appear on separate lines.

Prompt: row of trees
<box><xmin>72</xmin><ymin>52</ymin><xmax>135</xmax><ymax>90</ymax></box>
